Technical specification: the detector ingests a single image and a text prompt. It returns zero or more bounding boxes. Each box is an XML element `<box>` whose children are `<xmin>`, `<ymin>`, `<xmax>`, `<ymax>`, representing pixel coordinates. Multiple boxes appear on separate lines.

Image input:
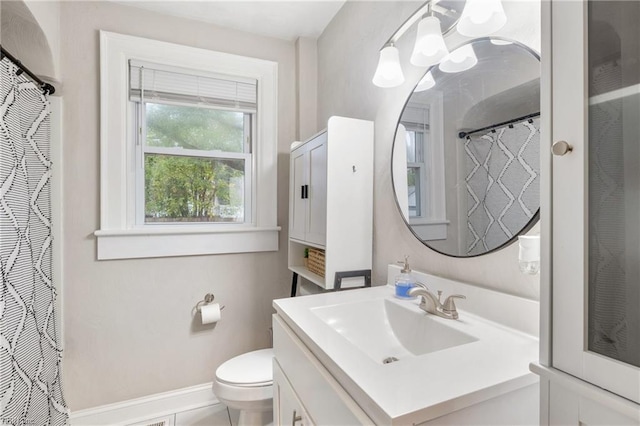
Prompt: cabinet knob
<box><xmin>552</xmin><ymin>140</ymin><xmax>573</xmax><ymax>156</ymax></box>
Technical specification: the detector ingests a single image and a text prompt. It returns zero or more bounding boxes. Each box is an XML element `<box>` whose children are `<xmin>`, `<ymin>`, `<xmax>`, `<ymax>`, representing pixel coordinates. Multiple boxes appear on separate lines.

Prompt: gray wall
<box><xmin>5</xmin><ymin>0</ymin><xmax>542</xmax><ymax>412</ymax></box>
<box><xmin>317</xmin><ymin>1</ymin><xmax>540</xmax><ymax>300</ymax></box>
<box><xmin>1</xmin><ymin>1</ymin><xmax>57</xmax><ymax>81</ymax></box>
<box><xmin>58</xmin><ymin>1</ymin><xmax>296</xmax><ymax>410</ymax></box>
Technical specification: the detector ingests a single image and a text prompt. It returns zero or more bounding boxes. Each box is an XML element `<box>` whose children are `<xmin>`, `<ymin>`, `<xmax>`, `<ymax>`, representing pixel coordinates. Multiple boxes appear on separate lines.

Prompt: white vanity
<box><xmin>272</xmin><ymin>266</ymin><xmax>540</xmax><ymax>425</ymax></box>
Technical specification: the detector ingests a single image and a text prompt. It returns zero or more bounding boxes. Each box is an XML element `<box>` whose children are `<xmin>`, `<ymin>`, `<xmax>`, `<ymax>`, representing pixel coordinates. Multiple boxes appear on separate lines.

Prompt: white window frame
<box><xmin>401</xmin><ymin>94</ymin><xmax>448</xmax><ymax>241</ymax></box>
<box><xmin>97</xmin><ymin>31</ymin><xmax>279</xmax><ymax>260</ymax></box>
<box><xmin>404</xmin><ymin>125</ymin><xmax>428</xmax><ymax>219</ymax></box>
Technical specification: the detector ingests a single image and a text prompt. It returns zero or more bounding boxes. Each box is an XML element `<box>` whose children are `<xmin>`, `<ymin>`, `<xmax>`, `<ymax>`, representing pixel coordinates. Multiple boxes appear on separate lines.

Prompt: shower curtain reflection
<box><xmin>464</xmin><ymin>118</ymin><xmax>540</xmax><ymax>255</ymax></box>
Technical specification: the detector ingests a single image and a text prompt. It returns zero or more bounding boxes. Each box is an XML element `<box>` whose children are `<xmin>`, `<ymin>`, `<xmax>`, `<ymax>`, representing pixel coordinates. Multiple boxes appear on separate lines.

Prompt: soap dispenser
<box><xmin>395</xmin><ymin>256</ymin><xmax>416</xmax><ymax>299</ymax></box>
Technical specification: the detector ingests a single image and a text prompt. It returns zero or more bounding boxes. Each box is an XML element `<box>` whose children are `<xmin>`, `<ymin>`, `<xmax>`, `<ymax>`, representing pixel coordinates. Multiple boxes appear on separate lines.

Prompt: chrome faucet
<box><xmin>408</xmin><ymin>286</ymin><xmax>466</xmax><ymax>320</ymax></box>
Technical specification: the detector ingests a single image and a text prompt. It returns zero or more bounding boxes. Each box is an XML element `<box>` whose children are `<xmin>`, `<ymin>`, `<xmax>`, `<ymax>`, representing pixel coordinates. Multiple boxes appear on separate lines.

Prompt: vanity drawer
<box><xmin>272</xmin><ymin>314</ymin><xmax>373</xmax><ymax>425</ymax></box>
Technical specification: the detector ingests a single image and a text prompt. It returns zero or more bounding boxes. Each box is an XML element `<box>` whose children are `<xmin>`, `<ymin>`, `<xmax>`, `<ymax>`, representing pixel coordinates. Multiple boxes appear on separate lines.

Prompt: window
<box><xmin>129</xmin><ymin>61</ymin><xmax>255</xmax><ymax>225</ymax></box>
<box><xmin>398</xmin><ymin>95</ymin><xmax>448</xmax><ymax>241</ymax></box>
<box><xmin>97</xmin><ymin>32</ymin><xmax>279</xmax><ymax>259</ymax></box>
<box><xmin>404</xmin><ymin>124</ymin><xmax>427</xmax><ymax>219</ymax></box>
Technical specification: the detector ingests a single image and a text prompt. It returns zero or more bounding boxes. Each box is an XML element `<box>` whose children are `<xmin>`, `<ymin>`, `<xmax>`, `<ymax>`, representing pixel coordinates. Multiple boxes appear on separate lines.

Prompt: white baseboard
<box><xmin>70</xmin><ymin>382</ymin><xmax>220</xmax><ymax>426</ymax></box>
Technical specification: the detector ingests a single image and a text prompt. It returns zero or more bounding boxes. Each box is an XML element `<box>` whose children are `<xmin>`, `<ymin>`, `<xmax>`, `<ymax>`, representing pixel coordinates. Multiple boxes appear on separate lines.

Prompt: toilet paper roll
<box><xmin>200</xmin><ymin>303</ymin><xmax>221</xmax><ymax>325</ymax></box>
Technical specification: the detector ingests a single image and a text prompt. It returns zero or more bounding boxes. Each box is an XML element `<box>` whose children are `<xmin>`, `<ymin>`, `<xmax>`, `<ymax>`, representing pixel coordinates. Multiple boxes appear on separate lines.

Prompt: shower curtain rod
<box><xmin>0</xmin><ymin>45</ymin><xmax>56</xmax><ymax>95</ymax></box>
<box><xmin>458</xmin><ymin>111</ymin><xmax>540</xmax><ymax>139</ymax></box>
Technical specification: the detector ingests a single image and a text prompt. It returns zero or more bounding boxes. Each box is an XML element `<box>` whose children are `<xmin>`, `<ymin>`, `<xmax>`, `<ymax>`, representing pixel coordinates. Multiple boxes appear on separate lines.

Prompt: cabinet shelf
<box><xmin>288</xmin><ymin>265</ymin><xmax>324</xmax><ymax>288</ymax></box>
<box><xmin>589</xmin><ymin>83</ymin><xmax>640</xmax><ymax>106</ymax></box>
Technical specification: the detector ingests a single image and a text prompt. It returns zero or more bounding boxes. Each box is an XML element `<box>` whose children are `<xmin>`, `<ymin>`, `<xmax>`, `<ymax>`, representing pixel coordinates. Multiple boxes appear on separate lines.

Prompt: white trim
<box><xmin>538</xmin><ymin>0</ymin><xmax>552</xmax><ymax>368</ymax></box>
<box><xmin>408</xmin><ymin>218</ymin><xmax>449</xmax><ymax>226</ymax></box>
<box><xmin>143</xmin><ymin>146</ymin><xmax>251</xmax><ymax>160</ymax></box>
<box><xmin>401</xmin><ymin>93</ymin><xmax>447</xmax><ymax>226</ymax></box>
<box><xmin>530</xmin><ymin>364</ymin><xmax>640</xmax><ymax>422</ymax></box>
<box><xmin>70</xmin><ymin>382</ymin><xmax>220</xmax><ymax>426</ymax></box>
<box><xmin>98</xmin><ymin>31</ymin><xmax>279</xmax><ymax>259</ymax></box>
<box><xmin>50</xmin><ymin>97</ymin><xmax>64</xmax><ymax>349</ymax></box>
<box><xmin>407</xmin><ymin>221</ymin><xmax>449</xmax><ymax>241</ymax></box>
<box><xmin>96</xmin><ymin>227</ymin><xmax>280</xmax><ymax>260</ymax></box>
<box><xmin>95</xmin><ymin>225</ymin><xmax>280</xmax><ymax>237</ymax></box>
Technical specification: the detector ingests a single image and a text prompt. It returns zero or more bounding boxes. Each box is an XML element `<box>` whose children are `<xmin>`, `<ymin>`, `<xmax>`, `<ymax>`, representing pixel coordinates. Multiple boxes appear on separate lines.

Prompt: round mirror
<box><xmin>392</xmin><ymin>37</ymin><xmax>540</xmax><ymax>257</ymax></box>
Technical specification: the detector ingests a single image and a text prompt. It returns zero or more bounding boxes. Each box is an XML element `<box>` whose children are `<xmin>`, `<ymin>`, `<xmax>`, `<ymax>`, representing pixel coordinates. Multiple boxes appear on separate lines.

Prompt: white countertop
<box><xmin>273</xmin><ymin>283</ymin><xmax>539</xmax><ymax>425</ymax></box>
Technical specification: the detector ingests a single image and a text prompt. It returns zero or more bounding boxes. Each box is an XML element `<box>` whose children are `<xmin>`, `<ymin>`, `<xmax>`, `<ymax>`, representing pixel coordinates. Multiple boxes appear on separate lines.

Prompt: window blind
<box><xmin>401</xmin><ymin>105</ymin><xmax>430</xmax><ymax>129</ymax></box>
<box><xmin>129</xmin><ymin>60</ymin><xmax>257</xmax><ymax>111</ymax></box>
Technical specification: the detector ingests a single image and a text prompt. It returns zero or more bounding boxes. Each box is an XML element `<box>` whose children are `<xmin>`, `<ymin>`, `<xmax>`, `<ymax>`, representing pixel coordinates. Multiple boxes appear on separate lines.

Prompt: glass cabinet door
<box><xmin>552</xmin><ymin>0</ymin><xmax>640</xmax><ymax>404</ymax></box>
<box><xmin>587</xmin><ymin>0</ymin><xmax>640</xmax><ymax>372</ymax></box>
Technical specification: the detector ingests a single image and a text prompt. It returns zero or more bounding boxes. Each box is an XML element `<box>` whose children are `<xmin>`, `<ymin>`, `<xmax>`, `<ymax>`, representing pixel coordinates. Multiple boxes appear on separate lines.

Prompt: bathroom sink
<box><xmin>311</xmin><ymin>298</ymin><xmax>477</xmax><ymax>364</ymax></box>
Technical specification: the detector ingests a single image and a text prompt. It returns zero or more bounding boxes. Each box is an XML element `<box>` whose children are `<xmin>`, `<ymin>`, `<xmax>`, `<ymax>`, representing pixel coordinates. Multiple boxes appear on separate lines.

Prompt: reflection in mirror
<box><xmin>392</xmin><ymin>38</ymin><xmax>540</xmax><ymax>257</ymax></box>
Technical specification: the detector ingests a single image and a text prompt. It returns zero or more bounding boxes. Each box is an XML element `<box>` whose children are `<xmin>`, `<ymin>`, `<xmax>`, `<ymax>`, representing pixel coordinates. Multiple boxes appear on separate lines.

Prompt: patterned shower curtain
<box><xmin>464</xmin><ymin>119</ymin><xmax>540</xmax><ymax>255</ymax></box>
<box><xmin>0</xmin><ymin>59</ymin><xmax>68</xmax><ymax>425</ymax></box>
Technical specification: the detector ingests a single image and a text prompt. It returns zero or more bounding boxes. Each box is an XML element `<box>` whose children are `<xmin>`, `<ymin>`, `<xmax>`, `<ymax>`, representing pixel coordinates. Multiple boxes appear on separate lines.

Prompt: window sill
<box><xmin>408</xmin><ymin>219</ymin><xmax>449</xmax><ymax>241</ymax></box>
<box><xmin>408</xmin><ymin>218</ymin><xmax>450</xmax><ymax>226</ymax></box>
<box><xmin>94</xmin><ymin>226</ymin><xmax>280</xmax><ymax>260</ymax></box>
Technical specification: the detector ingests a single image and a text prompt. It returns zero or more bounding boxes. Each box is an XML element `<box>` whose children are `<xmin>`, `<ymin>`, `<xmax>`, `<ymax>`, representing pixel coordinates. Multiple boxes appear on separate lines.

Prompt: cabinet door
<box><xmin>290</xmin><ymin>148</ymin><xmax>308</xmax><ymax>242</ymax></box>
<box><xmin>549</xmin><ymin>381</ymin><xmax>640</xmax><ymax>426</ymax></box>
<box><xmin>273</xmin><ymin>361</ymin><xmax>314</xmax><ymax>426</ymax></box>
<box><xmin>552</xmin><ymin>0</ymin><xmax>640</xmax><ymax>404</ymax></box>
<box><xmin>306</xmin><ymin>135</ymin><xmax>327</xmax><ymax>246</ymax></box>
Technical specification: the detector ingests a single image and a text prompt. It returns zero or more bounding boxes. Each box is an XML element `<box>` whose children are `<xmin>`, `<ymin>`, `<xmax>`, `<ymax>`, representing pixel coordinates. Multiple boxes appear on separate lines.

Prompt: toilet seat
<box><xmin>213</xmin><ymin>349</ymin><xmax>274</xmax><ymax>426</ymax></box>
<box><xmin>215</xmin><ymin>348</ymin><xmax>273</xmax><ymax>387</ymax></box>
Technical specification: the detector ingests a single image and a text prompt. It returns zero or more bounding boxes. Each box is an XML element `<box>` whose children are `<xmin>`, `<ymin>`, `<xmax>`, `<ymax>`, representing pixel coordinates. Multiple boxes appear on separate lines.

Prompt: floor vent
<box><xmin>127</xmin><ymin>414</ymin><xmax>175</xmax><ymax>426</ymax></box>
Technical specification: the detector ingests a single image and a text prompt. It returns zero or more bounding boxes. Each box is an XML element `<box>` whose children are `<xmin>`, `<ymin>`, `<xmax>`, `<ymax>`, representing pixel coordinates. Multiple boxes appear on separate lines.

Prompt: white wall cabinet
<box><xmin>537</xmin><ymin>1</ymin><xmax>640</xmax><ymax>424</ymax></box>
<box><xmin>288</xmin><ymin>116</ymin><xmax>374</xmax><ymax>290</ymax></box>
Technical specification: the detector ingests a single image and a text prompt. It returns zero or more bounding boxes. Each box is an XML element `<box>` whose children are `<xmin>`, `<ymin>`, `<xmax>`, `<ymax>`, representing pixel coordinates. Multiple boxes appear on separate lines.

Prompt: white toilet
<box><xmin>213</xmin><ymin>349</ymin><xmax>274</xmax><ymax>426</ymax></box>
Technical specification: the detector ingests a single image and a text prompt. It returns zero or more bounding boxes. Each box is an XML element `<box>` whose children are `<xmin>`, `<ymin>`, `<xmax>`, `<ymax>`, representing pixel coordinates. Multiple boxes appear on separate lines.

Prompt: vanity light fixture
<box><xmin>372</xmin><ymin>44</ymin><xmax>405</xmax><ymax>88</ymax></box>
<box><xmin>457</xmin><ymin>0</ymin><xmax>507</xmax><ymax>37</ymax></box>
<box><xmin>439</xmin><ymin>44</ymin><xmax>478</xmax><ymax>73</ymax></box>
<box><xmin>410</xmin><ymin>6</ymin><xmax>449</xmax><ymax>67</ymax></box>
<box><xmin>372</xmin><ymin>0</ymin><xmax>508</xmax><ymax>89</ymax></box>
<box><xmin>414</xmin><ymin>70</ymin><xmax>436</xmax><ymax>92</ymax></box>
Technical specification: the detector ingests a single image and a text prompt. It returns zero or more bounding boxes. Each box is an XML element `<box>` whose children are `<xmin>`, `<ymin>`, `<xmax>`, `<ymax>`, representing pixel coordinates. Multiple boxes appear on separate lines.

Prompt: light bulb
<box><xmin>410</xmin><ymin>16</ymin><xmax>449</xmax><ymax>67</ymax></box>
<box><xmin>439</xmin><ymin>44</ymin><xmax>478</xmax><ymax>73</ymax></box>
<box><xmin>457</xmin><ymin>0</ymin><xmax>507</xmax><ymax>37</ymax></box>
<box><xmin>414</xmin><ymin>71</ymin><xmax>435</xmax><ymax>92</ymax></box>
<box><xmin>372</xmin><ymin>45</ymin><xmax>405</xmax><ymax>88</ymax></box>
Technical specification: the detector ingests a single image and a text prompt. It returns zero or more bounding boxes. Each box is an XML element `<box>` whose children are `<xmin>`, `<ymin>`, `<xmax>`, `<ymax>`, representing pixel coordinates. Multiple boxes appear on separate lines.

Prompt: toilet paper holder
<box><xmin>196</xmin><ymin>293</ymin><xmax>225</xmax><ymax>312</ymax></box>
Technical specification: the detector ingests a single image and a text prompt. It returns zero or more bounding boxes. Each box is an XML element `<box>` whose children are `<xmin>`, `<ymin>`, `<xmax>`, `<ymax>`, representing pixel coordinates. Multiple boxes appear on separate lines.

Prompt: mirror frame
<box><xmin>391</xmin><ymin>37</ymin><xmax>541</xmax><ymax>258</ymax></box>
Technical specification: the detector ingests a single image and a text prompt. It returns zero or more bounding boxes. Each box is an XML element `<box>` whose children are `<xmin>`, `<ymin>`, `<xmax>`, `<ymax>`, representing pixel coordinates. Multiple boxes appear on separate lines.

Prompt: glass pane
<box><xmin>587</xmin><ymin>0</ymin><xmax>640</xmax><ymax>368</ymax></box>
<box><xmin>144</xmin><ymin>154</ymin><xmax>245</xmax><ymax>223</ymax></box>
<box><xmin>405</xmin><ymin>131</ymin><xmax>417</xmax><ymax>163</ymax></box>
<box><xmin>407</xmin><ymin>167</ymin><xmax>421</xmax><ymax>217</ymax></box>
<box><xmin>405</xmin><ymin>130</ymin><xmax>425</xmax><ymax>163</ymax></box>
<box><xmin>145</xmin><ymin>103</ymin><xmax>247</xmax><ymax>153</ymax></box>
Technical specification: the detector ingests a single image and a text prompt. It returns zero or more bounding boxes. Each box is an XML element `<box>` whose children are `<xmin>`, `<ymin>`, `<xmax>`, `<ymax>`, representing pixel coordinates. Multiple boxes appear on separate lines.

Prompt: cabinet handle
<box><xmin>552</xmin><ymin>140</ymin><xmax>573</xmax><ymax>156</ymax></box>
<box><xmin>304</xmin><ymin>185</ymin><xmax>309</xmax><ymax>199</ymax></box>
<box><xmin>291</xmin><ymin>409</ymin><xmax>302</xmax><ymax>425</ymax></box>
<box><xmin>301</xmin><ymin>185</ymin><xmax>305</xmax><ymax>199</ymax></box>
